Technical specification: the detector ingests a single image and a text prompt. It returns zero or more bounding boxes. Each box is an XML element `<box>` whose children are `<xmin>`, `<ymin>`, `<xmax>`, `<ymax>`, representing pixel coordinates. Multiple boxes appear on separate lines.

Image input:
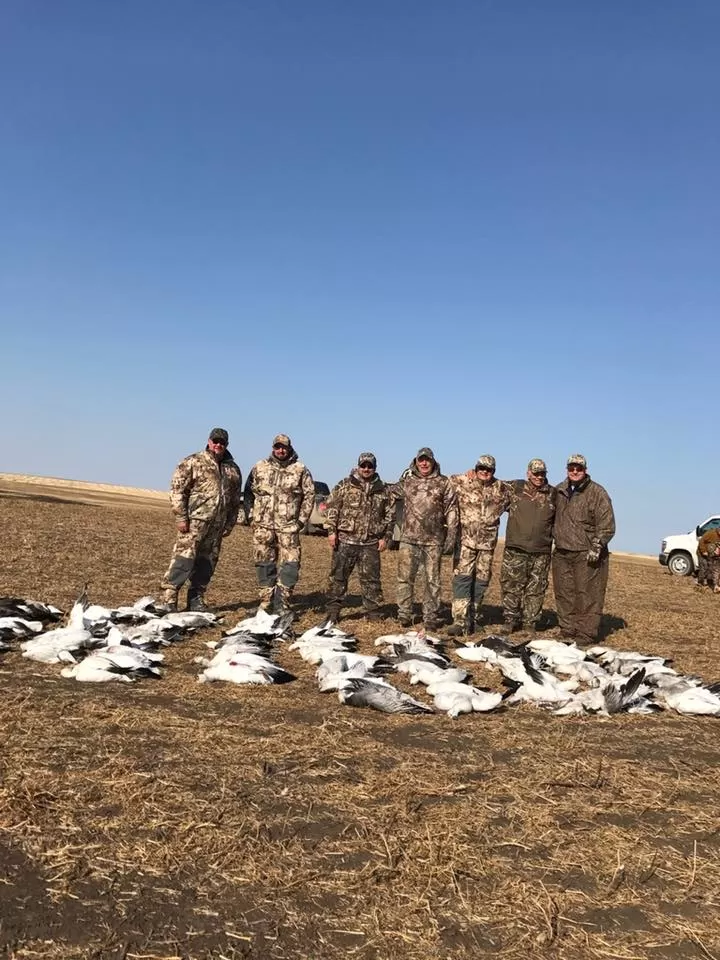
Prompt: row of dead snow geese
<box><xmin>2</xmin><ymin>591</ymin><xmax>720</xmax><ymax>717</ymax></box>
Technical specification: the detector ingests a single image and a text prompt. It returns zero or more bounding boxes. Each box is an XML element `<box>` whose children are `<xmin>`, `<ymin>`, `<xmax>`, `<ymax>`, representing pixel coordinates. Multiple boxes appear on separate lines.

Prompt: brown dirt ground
<box><xmin>1</xmin><ymin>479</ymin><xmax>719</xmax><ymax>960</ymax></box>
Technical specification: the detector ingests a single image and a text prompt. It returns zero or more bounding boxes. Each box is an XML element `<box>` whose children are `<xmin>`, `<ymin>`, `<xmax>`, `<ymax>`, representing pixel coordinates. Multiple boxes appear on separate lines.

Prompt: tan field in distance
<box><xmin>1</xmin><ymin>475</ymin><xmax>715</xmax><ymax>960</ymax></box>
<box><xmin>0</xmin><ymin>473</ymin><xmax>656</xmax><ymax>559</ymax></box>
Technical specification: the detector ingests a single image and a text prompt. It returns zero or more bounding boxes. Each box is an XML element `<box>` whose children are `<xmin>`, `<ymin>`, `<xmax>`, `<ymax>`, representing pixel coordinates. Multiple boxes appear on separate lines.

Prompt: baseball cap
<box><xmin>273</xmin><ymin>434</ymin><xmax>292</xmax><ymax>448</ymax></box>
<box><xmin>209</xmin><ymin>427</ymin><xmax>229</xmax><ymax>444</ymax></box>
<box><xmin>567</xmin><ymin>454</ymin><xmax>587</xmax><ymax>469</ymax></box>
<box><xmin>528</xmin><ymin>458</ymin><xmax>547</xmax><ymax>473</ymax></box>
<box><xmin>358</xmin><ymin>452</ymin><xmax>377</xmax><ymax>467</ymax></box>
<box><xmin>416</xmin><ymin>447</ymin><xmax>435</xmax><ymax>461</ymax></box>
<box><xmin>476</xmin><ymin>455</ymin><xmax>496</xmax><ymax>470</ymax></box>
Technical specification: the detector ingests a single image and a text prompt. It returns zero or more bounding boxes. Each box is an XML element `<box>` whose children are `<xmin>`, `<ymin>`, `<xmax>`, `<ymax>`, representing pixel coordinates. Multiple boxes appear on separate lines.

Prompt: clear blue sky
<box><xmin>1</xmin><ymin>1</ymin><xmax>718</xmax><ymax>552</ymax></box>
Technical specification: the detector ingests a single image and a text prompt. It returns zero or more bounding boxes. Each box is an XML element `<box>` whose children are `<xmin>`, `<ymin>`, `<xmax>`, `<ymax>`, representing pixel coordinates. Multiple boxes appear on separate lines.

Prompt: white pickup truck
<box><xmin>659</xmin><ymin>516</ymin><xmax>720</xmax><ymax>576</ymax></box>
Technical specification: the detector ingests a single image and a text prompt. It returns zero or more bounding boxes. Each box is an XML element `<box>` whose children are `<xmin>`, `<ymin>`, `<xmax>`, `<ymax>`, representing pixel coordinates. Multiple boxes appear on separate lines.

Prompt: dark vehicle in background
<box><xmin>304</xmin><ymin>481</ymin><xmax>330</xmax><ymax>534</ymax></box>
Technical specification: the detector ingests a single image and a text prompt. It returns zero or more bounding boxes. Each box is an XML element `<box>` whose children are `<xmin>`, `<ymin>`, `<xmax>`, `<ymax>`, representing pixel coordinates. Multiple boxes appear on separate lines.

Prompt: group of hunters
<box><xmin>158</xmin><ymin>427</ymin><xmax>626</xmax><ymax>647</ymax></box>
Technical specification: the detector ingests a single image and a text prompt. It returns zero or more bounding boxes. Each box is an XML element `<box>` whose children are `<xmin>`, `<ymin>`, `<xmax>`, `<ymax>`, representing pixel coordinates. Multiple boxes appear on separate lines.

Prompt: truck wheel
<box><xmin>668</xmin><ymin>552</ymin><xmax>693</xmax><ymax>576</ymax></box>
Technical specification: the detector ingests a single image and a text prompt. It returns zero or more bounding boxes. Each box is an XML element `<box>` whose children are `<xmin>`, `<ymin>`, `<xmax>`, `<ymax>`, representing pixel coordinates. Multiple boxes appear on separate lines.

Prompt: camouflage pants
<box><xmin>252</xmin><ymin>527</ymin><xmax>301</xmax><ymax>608</ymax></box>
<box><xmin>699</xmin><ymin>555</ymin><xmax>720</xmax><ymax>588</ymax></box>
<box><xmin>500</xmin><ymin>547</ymin><xmax>551</xmax><ymax>627</ymax></box>
<box><xmin>327</xmin><ymin>542</ymin><xmax>383</xmax><ymax>617</ymax></box>
<box><xmin>160</xmin><ymin>516</ymin><xmax>226</xmax><ymax>599</ymax></box>
<box><xmin>697</xmin><ymin>555</ymin><xmax>720</xmax><ymax>587</ymax></box>
<box><xmin>552</xmin><ymin>548</ymin><xmax>609</xmax><ymax>643</ymax></box>
<box><xmin>397</xmin><ymin>542</ymin><xmax>442</xmax><ymax>624</ymax></box>
<box><xmin>451</xmin><ymin>544</ymin><xmax>494</xmax><ymax>627</ymax></box>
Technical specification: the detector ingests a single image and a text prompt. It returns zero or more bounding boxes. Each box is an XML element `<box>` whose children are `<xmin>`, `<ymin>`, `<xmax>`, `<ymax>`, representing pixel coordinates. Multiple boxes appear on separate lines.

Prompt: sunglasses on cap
<box><xmin>358</xmin><ymin>461</ymin><xmax>375</xmax><ymax>469</ymax></box>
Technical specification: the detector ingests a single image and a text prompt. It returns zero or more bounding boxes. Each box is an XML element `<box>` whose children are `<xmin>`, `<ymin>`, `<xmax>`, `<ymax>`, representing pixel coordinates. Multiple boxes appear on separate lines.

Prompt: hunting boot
<box><xmin>274</xmin><ymin>589</ymin><xmax>296</xmax><ymax>616</ymax></box>
<box><xmin>326</xmin><ymin>600</ymin><xmax>342</xmax><ymax>624</ymax></box>
<box><xmin>157</xmin><ymin>589</ymin><xmax>178</xmax><ymax>614</ymax></box>
<box><xmin>446</xmin><ymin>620</ymin><xmax>469</xmax><ymax>638</ymax></box>
<box><xmin>495</xmin><ymin>619</ymin><xmax>520</xmax><ymax>636</ymax></box>
<box><xmin>187</xmin><ymin>589</ymin><xmax>209</xmax><ymax>613</ymax></box>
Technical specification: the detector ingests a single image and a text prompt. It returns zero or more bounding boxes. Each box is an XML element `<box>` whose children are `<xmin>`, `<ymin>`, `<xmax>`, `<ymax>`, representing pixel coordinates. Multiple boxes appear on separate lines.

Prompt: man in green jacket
<box><xmin>552</xmin><ymin>454</ymin><xmax>615</xmax><ymax>645</ymax></box>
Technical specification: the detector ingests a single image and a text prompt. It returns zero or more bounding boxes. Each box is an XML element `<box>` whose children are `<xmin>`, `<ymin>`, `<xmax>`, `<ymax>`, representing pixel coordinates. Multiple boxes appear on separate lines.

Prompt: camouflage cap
<box><xmin>528</xmin><ymin>458</ymin><xmax>547</xmax><ymax>473</ymax></box>
<box><xmin>416</xmin><ymin>447</ymin><xmax>435</xmax><ymax>461</ymax></box>
<box><xmin>209</xmin><ymin>427</ymin><xmax>229</xmax><ymax>444</ymax></box>
<box><xmin>567</xmin><ymin>454</ymin><xmax>587</xmax><ymax>468</ymax></box>
<box><xmin>273</xmin><ymin>433</ymin><xmax>292</xmax><ymax>448</ymax></box>
<box><xmin>475</xmin><ymin>455</ymin><xmax>496</xmax><ymax>470</ymax></box>
<box><xmin>358</xmin><ymin>452</ymin><xmax>377</xmax><ymax>467</ymax></box>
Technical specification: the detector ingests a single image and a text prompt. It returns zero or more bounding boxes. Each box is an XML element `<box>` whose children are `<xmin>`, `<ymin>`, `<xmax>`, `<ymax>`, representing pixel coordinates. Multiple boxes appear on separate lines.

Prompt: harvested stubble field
<box><xmin>1</xmin><ymin>478</ymin><xmax>719</xmax><ymax>960</ymax></box>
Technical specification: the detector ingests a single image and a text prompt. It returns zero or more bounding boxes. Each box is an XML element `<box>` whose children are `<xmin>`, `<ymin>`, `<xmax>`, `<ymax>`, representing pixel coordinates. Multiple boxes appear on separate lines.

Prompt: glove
<box><xmin>586</xmin><ymin>543</ymin><xmax>602</xmax><ymax>564</ymax></box>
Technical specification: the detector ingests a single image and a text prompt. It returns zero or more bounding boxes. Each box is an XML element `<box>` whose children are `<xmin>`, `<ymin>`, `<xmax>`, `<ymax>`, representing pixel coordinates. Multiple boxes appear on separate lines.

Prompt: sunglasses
<box><xmin>531</xmin><ymin>470</ymin><xmax>547</xmax><ymax>477</ymax></box>
<box><xmin>210</xmin><ymin>438</ymin><xmax>227</xmax><ymax>445</ymax></box>
<box><xmin>358</xmin><ymin>462</ymin><xmax>375</xmax><ymax>469</ymax></box>
<box><xmin>476</xmin><ymin>466</ymin><xmax>494</xmax><ymax>472</ymax></box>
<box><xmin>567</xmin><ymin>464</ymin><xmax>585</xmax><ymax>471</ymax></box>
<box><xmin>273</xmin><ymin>444</ymin><xmax>288</xmax><ymax>451</ymax></box>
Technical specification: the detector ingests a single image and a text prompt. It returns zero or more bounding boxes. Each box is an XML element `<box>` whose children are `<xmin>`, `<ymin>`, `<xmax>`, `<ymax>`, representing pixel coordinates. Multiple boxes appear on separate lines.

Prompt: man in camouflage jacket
<box><xmin>244</xmin><ymin>433</ymin><xmax>315</xmax><ymax>613</ymax></box>
<box><xmin>324</xmin><ymin>452</ymin><xmax>395</xmax><ymax>622</ymax></box>
<box><xmin>697</xmin><ymin>528</ymin><xmax>720</xmax><ymax>591</ymax></box>
<box><xmin>552</xmin><ymin>454</ymin><xmax>615</xmax><ymax>644</ymax></box>
<box><xmin>392</xmin><ymin>447</ymin><xmax>458</xmax><ymax>630</ymax></box>
<box><xmin>160</xmin><ymin>427</ymin><xmax>243</xmax><ymax>612</ymax></box>
<box><xmin>498</xmin><ymin>458</ymin><xmax>556</xmax><ymax>634</ymax></box>
<box><xmin>447</xmin><ymin>455</ymin><xmax>513</xmax><ymax>635</ymax></box>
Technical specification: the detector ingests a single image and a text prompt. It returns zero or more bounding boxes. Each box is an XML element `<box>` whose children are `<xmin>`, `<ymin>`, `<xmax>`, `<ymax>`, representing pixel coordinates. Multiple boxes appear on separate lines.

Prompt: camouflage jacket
<box><xmin>169</xmin><ymin>448</ymin><xmax>243</xmax><ymax>530</ymax></box>
<box><xmin>505</xmin><ymin>479</ymin><xmax>556</xmax><ymax>554</ymax></box>
<box><xmin>698</xmin><ymin>529</ymin><xmax>720</xmax><ymax>558</ymax></box>
<box><xmin>244</xmin><ymin>453</ymin><xmax>315</xmax><ymax>533</ymax></box>
<box><xmin>554</xmin><ymin>475</ymin><xmax>615</xmax><ymax>552</ymax></box>
<box><xmin>450</xmin><ymin>474</ymin><xmax>513</xmax><ymax>550</ymax></box>
<box><xmin>393</xmin><ymin>460</ymin><xmax>458</xmax><ymax>547</ymax></box>
<box><xmin>325</xmin><ymin>471</ymin><xmax>395</xmax><ymax>544</ymax></box>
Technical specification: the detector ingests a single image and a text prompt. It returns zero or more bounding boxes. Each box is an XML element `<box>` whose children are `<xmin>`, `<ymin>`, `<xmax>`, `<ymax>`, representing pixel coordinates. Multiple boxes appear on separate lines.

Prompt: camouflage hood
<box><xmin>349</xmin><ymin>468</ymin><xmax>382</xmax><ymax>489</ymax></box>
<box><xmin>269</xmin><ymin>449</ymin><xmax>298</xmax><ymax>468</ymax></box>
<box><xmin>405</xmin><ymin>458</ymin><xmax>441</xmax><ymax>479</ymax></box>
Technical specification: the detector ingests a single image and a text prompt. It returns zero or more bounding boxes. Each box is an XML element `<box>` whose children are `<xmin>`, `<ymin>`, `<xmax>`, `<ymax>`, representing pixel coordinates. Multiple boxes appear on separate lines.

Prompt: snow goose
<box><xmin>337</xmin><ymin>677</ymin><xmax>434</xmax><ymax>715</ymax></box>
<box><xmin>61</xmin><ymin>654</ymin><xmax>135</xmax><ymax>683</ymax></box>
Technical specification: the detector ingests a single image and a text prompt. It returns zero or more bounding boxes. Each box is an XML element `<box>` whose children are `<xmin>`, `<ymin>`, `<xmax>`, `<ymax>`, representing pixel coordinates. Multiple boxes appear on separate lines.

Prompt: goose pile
<box><xmin>4</xmin><ymin>588</ymin><xmax>223</xmax><ymax>682</ymax></box>
<box><xmin>196</xmin><ymin>609</ymin><xmax>296</xmax><ymax>685</ymax></box>
<box><xmin>452</xmin><ymin>636</ymin><xmax>720</xmax><ymax>718</ymax></box>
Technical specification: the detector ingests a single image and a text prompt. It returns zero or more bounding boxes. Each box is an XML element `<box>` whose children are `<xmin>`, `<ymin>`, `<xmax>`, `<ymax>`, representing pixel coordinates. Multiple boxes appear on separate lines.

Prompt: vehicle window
<box><xmin>698</xmin><ymin>518</ymin><xmax>720</xmax><ymax>535</ymax></box>
<box><xmin>314</xmin><ymin>482</ymin><xmax>330</xmax><ymax>496</ymax></box>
